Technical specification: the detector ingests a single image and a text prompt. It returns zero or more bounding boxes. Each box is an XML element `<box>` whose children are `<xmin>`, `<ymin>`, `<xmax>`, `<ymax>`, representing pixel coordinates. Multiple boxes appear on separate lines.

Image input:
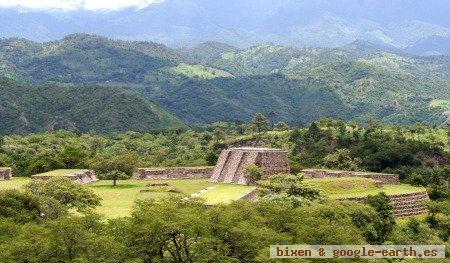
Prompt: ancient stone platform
<box><xmin>339</xmin><ymin>190</ymin><xmax>430</xmax><ymax>217</ymax></box>
<box><xmin>31</xmin><ymin>170</ymin><xmax>97</xmax><ymax>184</ymax></box>
<box><xmin>0</xmin><ymin>168</ymin><xmax>12</xmax><ymax>180</ymax></box>
<box><xmin>210</xmin><ymin>147</ymin><xmax>290</xmax><ymax>185</ymax></box>
<box><xmin>302</xmin><ymin>169</ymin><xmax>400</xmax><ymax>185</ymax></box>
<box><xmin>133</xmin><ymin>167</ymin><xmax>213</xmax><ymax>180</ymax></box>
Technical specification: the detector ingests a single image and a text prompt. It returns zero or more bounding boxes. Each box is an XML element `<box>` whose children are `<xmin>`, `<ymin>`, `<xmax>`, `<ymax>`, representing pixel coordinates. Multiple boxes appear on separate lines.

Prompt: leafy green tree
<box><xmin>364</xmin><ymin>192</ymin><xmax>396</xmax><ymax>244</ymax></box>
<box><xmin>0</xmin><ymin>190</ymin><xmax>43</xmax><ymax>223</ymax></box>
<box><xmin>324</xmin><ymin>149</ymin><xmax>361</xmax><ymax>171</ymax></box>
<box><xmin>243</xmin><ymin>164</ymin><xmax>263</xmax><ymax>185</ymax></box>
<box><xmin>274</xmin><ymin>121</ymin><xmax>289</xmax><ymax>131</ymax></box>
<box><xmin>25</xmin><ymin>177</ymin><xmax>101</xmax><ymax>211</ymax></box>
<box><xmin>89</xmin><ymin>152</ymin><xmax>136</xmax><ymax>186</ymax></box>
<box><xmin>251</xmin><ymin>112</ymin><xmax>268</xmax><ymax>133</ymax></box>
<box><xmin>212</xmin><ymin>128</ymin><xmax>225</xmax><ymax>142</ymax></box>
<box><xmin>259</xmin><ymin>173</ymin><xmax>321</xmax><ymax>207</ymax></box>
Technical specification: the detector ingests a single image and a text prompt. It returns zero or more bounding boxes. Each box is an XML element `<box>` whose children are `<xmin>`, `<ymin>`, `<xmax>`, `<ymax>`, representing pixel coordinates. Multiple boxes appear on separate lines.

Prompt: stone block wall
<box><xmin>133</xmin><ymin>167</ymin><xmax>213</xmax><ymax>180</ymax></box>
<box><xmin>302</xmin><ymin>169</ymin><xmax>400</xmax><ymax>185</ymax></box>
<box><xmin>339</xmin><ymin>190</ymin><xmax>429</xmax><ymax>217</ymax></box>
<box><xmin>31</xmin><ymin>170</ymin><xmax>97</xmax><ymax>184</ymax></box>
<box><xmin>239</xmin><ymin>188</ymin><xmax>259</xmax><ymax>201</ymax></box>
<box><xmin>0</xmin><ymin>168</ymin><xmax>12</xmax><ymax>180</ymax></box>
<box><xmin>211</xmin><ymin>147</ymin><xmax>290</xmax><ymax>185</ymax></box>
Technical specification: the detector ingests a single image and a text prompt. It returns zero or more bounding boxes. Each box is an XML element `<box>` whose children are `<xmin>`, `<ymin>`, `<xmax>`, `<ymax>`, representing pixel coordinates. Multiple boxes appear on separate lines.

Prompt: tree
<box><xmin>243</xmin><ymin>164</ymin><xmax>263</xmax><ymax>185</ymax></box>
<box><xmin>324</xmin><ymin>149</ymin><xmax>361</xmax><ymax>171</ymax></box>
<box><xmin>89</xmin><ymin>152</ymin><xmax>136</xmax><ymax>186</ymax></box>
<box><xmin>212</xmin><ymin>128</ymin><xmax>225</xmax><ymax>142</ymax></box>
<box><xmin>258</xmin><ymin>173</ymin><xmax>321</xmax><ymax>207</ymax></box>
<box><xmin>274</xmin><ymin>122</ymin><xmax>289</xmax><ymax>131</ymax></box>
<box><xmin>250</xmin><ymin>112</ymin><xmax>268</xmax><ymax>133</ymax></box>
<box><xmin>25</xmin><ymin>177</ymin><xmax>101</xmax><ymax>211</ymax></box>
<box><xmin>0</xmin><ymin>190</ymin><xmax>43</xmax><ymax>223</ymax></box>
<box><xmin>364</xmin><ymin>193</ymin><xmax>396</xmax><ymax>244</ymax></box>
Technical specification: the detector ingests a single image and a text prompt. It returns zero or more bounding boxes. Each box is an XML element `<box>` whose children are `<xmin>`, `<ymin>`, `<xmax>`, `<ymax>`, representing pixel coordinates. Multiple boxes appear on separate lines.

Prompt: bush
<box><xmin>243</xmin><ymin>164</ymin><xmax>263</xmax><ymax>185</ymax></box>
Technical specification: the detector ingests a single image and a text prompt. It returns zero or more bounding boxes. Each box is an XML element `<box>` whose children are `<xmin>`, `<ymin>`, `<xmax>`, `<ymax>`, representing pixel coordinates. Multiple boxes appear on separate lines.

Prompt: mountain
<box><xmin>340</xmin><ymin>40</ymin><xmax>404</xmax><ymax>57</ymax></box>
<box><xmin>181</xmin><ymin>41</ymin><xmax>240</xmax><ymax>63</ymax></box>
<box><xmin>0</xmin><ymin>77</ymin><xmax>184</xmax><ymax>134</ymax></box>
<box><xmin>406</xmin><ymin>36</ymin><xmax>450</xmax><ymax>56</ymax></box>
<box><xmin>0</xmin><ymin>33</ymin><xmax>185</xmax><ymax>84</ymax></box>
<box><xmin>0</xmin><ymin>0</ymin><xmax>449</xmax><ymax>49</ymax></box>
<box><xmin>0</xmin><ymin>34</ymin><xmax>448</xmax><ymax>130</ymax></box>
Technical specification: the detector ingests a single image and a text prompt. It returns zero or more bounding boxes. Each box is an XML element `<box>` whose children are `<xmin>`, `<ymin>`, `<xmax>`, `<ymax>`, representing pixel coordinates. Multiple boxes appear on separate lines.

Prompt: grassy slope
<box><xmin>167</xmin><ymin>63</ymin><xmax>233</xmax><ymax>79</ymax></box>
<box><xmin>197</xmin><ymin>184</ymin><xmax>255</xmax><ymax>204</ymax></box>
<box><xmin>430</xmin><ymin>99</ymin><xmax>450</xmax><ymax>110</ymax></box>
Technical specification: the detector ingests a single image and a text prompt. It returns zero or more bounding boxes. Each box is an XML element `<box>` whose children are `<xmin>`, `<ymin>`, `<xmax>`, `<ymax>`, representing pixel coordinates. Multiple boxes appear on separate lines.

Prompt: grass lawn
<box><xmin>197</xmin><ymin>184</ymin><xmax>255</xmax><ymax>204</ymax></box>
<box><xmin>303</xmin><ymin>177</ymin><xmax>425</xmax><ymax>199</ymax></box>
<box><xmin>326</xmin><ymin>184</ymin><xmax>426</xmax><ymax>199</ymax></box>
<box><xmin>0</xmin><ymin>177</ymin><xmax>31</xmax><ymax>190</ymax></box>
<box><xmin>87</xmin><ymin>179</ymin><xmax>214</xmax><ymax>218</ymax></box>
<box><xmin>33</xmin><ymin>169</ymin><xmax>87</xmax><ymax>177</ymax></box>
<box><xmin>305</xmin><ymin>177</ymin><xmax>378</xmax><ymax>196</ymax></box>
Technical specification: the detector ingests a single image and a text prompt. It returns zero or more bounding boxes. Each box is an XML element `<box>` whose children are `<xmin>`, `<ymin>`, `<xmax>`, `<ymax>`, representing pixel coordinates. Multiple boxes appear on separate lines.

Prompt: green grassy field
<box><xmin>304</xmin><ymin>177</ymin><xmax>426</xmax><ymax>199</ymax></box>
<box><xmin>87</xmin><ymin>179</ymin><xmax>215</xmax><ymax>218</ymax></box>
<box><xmin>33</xmin><ymin>169</ymin><xmax>87</xmax><ymax>177</ymax></box>
<box><xmin>327</xmin><ymin>184</ymin><xmax>426</xmax><ymax>199</ymax></box>
<box><xmin>168</xmin><ymin>63</ymin><xmax>233</xmax><ymax>79</ymax></box>
<box><xmin>197</xmin><ymin>184</ymin><xmax>255</xmax><ymax>204</ymax></box>
<box><xmin>430</xmin><ymin>99</ymin><xmax>450</xmax><ymax>110</ymax></box>
<box><xmin>0</xmin><ymin>177</ymin><xmax>30</xmax><ymax>190</ymax></box>
<box><xmin>305</xmin><ymin>177</ymin><xmax>378</xmax><ymax>196</ymax></box>
<box><xmin>0</xmin><ymin>178</ymin><xmax>239</xmax><ymax>218</ymax></box>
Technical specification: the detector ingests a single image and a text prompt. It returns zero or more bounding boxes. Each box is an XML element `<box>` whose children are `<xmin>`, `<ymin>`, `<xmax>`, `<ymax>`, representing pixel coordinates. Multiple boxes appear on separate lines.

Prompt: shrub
<box><xmin>243</xmin><ymin>164</ymin><xmax>263</xmax><ymax>185</ymax></box>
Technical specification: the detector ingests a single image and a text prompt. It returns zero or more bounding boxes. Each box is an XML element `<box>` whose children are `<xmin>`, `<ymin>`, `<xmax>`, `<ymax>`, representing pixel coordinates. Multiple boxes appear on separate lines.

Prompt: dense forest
<box><xmin>0</xmin><ymin>77</ymin><xmax>184</xmax><ymax>134</ymax></box>
<box><xmin>0</xmin><ymin>34</ymin><xmax>449</xmax><ymax>135</ymax></box>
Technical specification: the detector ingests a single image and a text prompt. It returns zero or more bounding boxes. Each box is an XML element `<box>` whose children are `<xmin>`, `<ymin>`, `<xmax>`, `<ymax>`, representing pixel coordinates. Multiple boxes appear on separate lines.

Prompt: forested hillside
<box><xmin>0</xmin><ymin>34</ymin><xmax>449</xmax><ymax>134</ymax></box>
<box><xmin>0</xmin><ymin>77</ymin><xmax>184</xmax><ymax>134</ymax></box>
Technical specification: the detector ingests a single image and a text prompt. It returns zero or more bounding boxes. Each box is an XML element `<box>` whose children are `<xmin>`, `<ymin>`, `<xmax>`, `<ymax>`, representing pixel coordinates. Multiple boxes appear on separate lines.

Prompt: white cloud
<box><xmin>0</xmin><ymin>0</ymin><xmax>164</xmax><ymax>11</ymax></box>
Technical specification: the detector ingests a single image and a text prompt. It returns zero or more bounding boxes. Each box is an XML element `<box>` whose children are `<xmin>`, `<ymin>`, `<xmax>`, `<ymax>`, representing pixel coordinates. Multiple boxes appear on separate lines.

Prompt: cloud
<box><xmin>0</xmin><ymin>0</ymin><xmax>164</xmax><ymax>11</ymax></box>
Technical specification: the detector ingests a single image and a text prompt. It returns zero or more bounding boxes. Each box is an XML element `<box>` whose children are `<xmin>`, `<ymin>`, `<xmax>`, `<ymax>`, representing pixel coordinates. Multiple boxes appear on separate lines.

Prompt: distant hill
<box><xmin>142</xmin><ymin>60</ymin><xmax>448</xmax><ymax>126</ymax></box>
<box><xmin>181</xmin><ymin>41</ymin><xmax>240</xmax><ymax>63</ymax></box>
<box><xmin>406</xmin><ymin>36</ymin><xmax>450</xmax><ymax>56</ymax></box>
<box><xmin>0</xmin><ymin>34</ymin><xmax>185</xmax><ymax>84</ymax></box>
<box><xmin>340</xmin><ymin>40</ymin><xmax>404</xmax><ymax>57</ymax></box>
<box><xmin>0</xmin><ymin>34</ymin><xmax>449</xmax><ymax>131</ymax></box>
<box><xmin>0</xmin><ymin>77</ymin><xmax>184</xmax><ymax>134</ymax></box>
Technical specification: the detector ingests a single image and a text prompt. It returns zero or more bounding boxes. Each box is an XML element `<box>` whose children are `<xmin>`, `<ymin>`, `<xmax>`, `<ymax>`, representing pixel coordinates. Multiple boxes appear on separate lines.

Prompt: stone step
<box><xmin>223</xmin><ymin>151</ymin><xmax>244</xmax><ymax>183</ymax></box>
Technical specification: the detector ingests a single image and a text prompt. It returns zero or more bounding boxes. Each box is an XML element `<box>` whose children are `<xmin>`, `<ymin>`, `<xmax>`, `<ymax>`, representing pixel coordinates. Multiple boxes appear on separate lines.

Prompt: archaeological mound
<box><xmin>211</xmin><ymin>147</ymin><xmax>290</xmax><ymax>185</ymax></box>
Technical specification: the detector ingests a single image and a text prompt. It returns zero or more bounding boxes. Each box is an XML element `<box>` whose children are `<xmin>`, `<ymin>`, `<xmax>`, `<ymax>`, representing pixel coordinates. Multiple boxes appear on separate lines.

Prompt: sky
<box><xmin>0</xmin><ymin>0</ymin><xmax>164</xmax><ymax>11</ymax></box>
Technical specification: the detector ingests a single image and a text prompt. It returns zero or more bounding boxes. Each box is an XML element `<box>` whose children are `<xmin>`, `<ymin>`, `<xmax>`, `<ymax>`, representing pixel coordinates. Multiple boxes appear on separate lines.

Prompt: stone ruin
<box><xmin>31</xmin><ymin>170</ymin><xmax>98</xmax><ymax>184</ymax></box>
<box><xmin>0</xmin><ymin>168</ymin><xmax>12</xmax><ymax>180</ymax></box>
<box><xmin>133</xmin><ymin>167</ymin><xmax>213</xmax><ymax>180</ymax></box>
<box><xmin>210</xmin><ymin>147</ymin><xmax>290</xmax><ymax>185</ymax></box>
<box><xmin>339</xmin><ymin>190</ymin><xmax>429</xmax><ymax>217</ymax></box>
<box><xmin>301</xmin><ymin>169</ymin><xmax>400</xmax><ymax>185</ymax></box>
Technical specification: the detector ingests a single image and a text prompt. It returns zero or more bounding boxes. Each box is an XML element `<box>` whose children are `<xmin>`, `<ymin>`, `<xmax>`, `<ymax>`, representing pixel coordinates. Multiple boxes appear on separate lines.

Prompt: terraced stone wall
<box><xmin>211</xmin><ymin>147</ymin><xmax>290</xmax><ymax>185</ymax></box>
<box><xmin>0</xmin><ymin>168</ymin><xmax>12</xmax><ymax>180</ymax></box>
<box><xmin>302</xmin><ymin>169</ymin><xmax>400</xmax><ymax>185</ymax></box>
<box><xmin>31</xmin><ymin>170</ymin><xmax>97</xmax><ymax>184</ymax></box>
<box><xmin>134</xmin><ymin>167</ymin><xmax>214</xmax><ymax>180</ymax></box>
<box><xmin>339</xmin><ymin>191</ymin><xmax>429</xmax><ymax>217</ymax></box>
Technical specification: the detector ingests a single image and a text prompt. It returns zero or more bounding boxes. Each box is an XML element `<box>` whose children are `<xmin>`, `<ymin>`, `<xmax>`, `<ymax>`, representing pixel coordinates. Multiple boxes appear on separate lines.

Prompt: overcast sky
<box><xmin>0</xmin><ymin>0</ymin><xmax>164</xmax><ymax>10</ymax></box>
